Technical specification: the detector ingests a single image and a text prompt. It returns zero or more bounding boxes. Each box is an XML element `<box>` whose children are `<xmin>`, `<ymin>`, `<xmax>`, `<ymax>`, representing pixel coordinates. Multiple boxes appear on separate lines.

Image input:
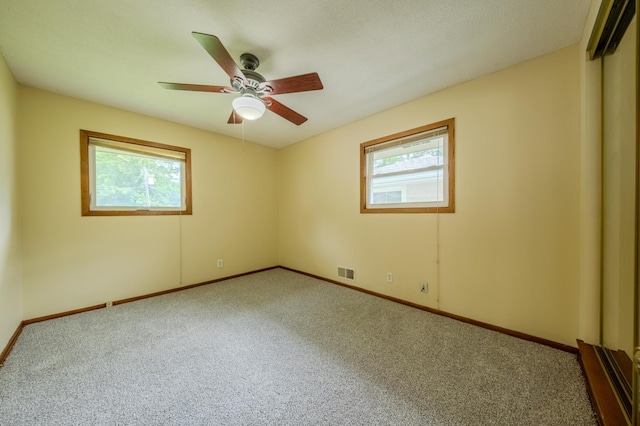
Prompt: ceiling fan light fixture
<box><xmin>232</xmin><ymin>95</ymin><xmax>265</xmax><ymax>120</ymax></box>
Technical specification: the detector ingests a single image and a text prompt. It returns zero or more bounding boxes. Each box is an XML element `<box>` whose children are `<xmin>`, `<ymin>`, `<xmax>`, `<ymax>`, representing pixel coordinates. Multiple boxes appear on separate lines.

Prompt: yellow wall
<box><xmin>601</xmin><ymin>17</ymin><xmax>637</xmax><ymax>356</ymax></box>
<box><xmin>1</xmin><ymin>34</ymin><xmax>604</xmax><ymax>351</ymax></box>
<box><xmin>0</xmin><ymin>55</ymin><xmax>22</xmax><ymax>348</ymax></box>
<box><xmin>17</xmin><ymin>87</ymin><xmax>279</xmax><ymax>319</ymax></box>
<box><xmin>279</xmin><ymin>45</ymin><xmax>582</xmax><ymax>346</ymax></box>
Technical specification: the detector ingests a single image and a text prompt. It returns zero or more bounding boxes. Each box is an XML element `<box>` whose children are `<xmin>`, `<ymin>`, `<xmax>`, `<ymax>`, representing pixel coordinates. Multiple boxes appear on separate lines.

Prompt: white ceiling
<box><xmin>0</xmin><ymin>0</ymin><xmax>592</xmax><ymax>149</ymax></box>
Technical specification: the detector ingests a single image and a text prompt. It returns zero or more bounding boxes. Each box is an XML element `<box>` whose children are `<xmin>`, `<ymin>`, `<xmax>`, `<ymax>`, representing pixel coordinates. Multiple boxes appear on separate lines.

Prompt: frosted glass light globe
<box><xmin>232</xmin><ymin>96</ymin><xmax>265</xmax><ymax>120</ymax></box>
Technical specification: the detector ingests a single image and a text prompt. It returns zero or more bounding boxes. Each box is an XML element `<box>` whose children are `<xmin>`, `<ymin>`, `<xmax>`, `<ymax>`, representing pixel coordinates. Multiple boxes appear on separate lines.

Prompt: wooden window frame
<box><xmin>80</xmin><ymin>130</ymin><xmax>192</xmax><ymax>216</ymax></box>
<box><xmin>360</xmin><ymin>118</ymin><xmax>455</xmax><ymax>214</ymax></box>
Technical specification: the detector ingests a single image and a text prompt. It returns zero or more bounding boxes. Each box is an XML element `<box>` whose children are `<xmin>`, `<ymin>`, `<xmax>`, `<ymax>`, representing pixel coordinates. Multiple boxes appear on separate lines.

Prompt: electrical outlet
<box><xmin>106</xmin><ymin>301</ymin><xmax>113</xmax><ymax>308</ymax></box>
<box><xmin>217</xmin><ymin>259</ymin><xmax>223</xmax><ymax>268</ymax></box>
<box><xmin>420</xmin><ymin>282</ymin><xmax>428</xmax><ymax>293</ymax></box>
<box><xmin>386</xmin><ymin>272</ymin><xmax>393</xmax><ymax>283</ymax></box>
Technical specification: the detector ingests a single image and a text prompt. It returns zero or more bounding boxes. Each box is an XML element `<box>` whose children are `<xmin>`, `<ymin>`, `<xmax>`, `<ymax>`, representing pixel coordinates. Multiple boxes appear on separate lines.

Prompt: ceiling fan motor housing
<box><xmin>240</xmin><ymin>69</ymin><xmax>265</xmax><ymax>89</ymax></box>
<box><xmin>236</xmin><ymin>53</ymin><xmax>266</xmax><ymax>91</ymax></box>
<box><xmin>239</xmin><ymin>53</ymin><xmax>259</xmax><ymax>70</ymax></box>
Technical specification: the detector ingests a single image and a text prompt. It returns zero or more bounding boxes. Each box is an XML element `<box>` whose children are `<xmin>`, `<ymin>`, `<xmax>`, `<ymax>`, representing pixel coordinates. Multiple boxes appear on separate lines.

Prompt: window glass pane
<box><xmin>372</xmin><ymin>190</ymin><xmax>403</xmax><ymax>204</ymax></box>
<box><xmin>372</xmin><ymin>136</ymin><xmax>445</xmax><ymax>176</ymax></box>
<box><xmin>94</xmin><ymin>146</ymin><xmax>183</xmax><ymax>209</ymax></box>
<box><xmin>370</xmin><ymin>169</ymin><xmax>444</xmax><ymax>205</ymax></box>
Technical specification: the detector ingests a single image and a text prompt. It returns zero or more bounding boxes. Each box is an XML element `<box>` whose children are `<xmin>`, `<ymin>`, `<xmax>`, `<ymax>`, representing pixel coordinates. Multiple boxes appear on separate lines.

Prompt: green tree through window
<box><xmin>94</xmin><ymin>149</ymin><xmax>181</xmax><ymax>208</ymax></box>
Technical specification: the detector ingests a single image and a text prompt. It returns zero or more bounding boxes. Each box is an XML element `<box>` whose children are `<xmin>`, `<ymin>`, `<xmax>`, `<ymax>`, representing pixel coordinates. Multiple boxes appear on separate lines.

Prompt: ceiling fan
<box><xmin>159</xmin><ymin>32</ymin><xmax>323</xmax><ymax>125</ymax></box>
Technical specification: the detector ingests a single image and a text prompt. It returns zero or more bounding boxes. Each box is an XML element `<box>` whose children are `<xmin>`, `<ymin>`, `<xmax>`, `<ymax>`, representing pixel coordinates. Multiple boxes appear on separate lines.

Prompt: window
<box><xmin>80</xmin><ymin>130</ymin><xmax>192</xmax><ymax>216</ymax></box>
<box><xmin>360</xmin><ymin>118</ymin><xmax>454</xmax><ymax>213</ymax></box>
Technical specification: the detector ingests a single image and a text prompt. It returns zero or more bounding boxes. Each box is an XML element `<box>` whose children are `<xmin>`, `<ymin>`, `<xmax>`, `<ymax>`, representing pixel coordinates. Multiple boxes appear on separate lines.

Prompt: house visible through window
<box><xmin>80</xmin><ymin>130</ymin><xmax>192</xmax><ymax>216</ymax></box>
<box><xmin>372</xmin><ymin>189</ymin><xmax>404</xmax><ymax>204</ymax></box>
<box><xmin>360</xmin><ymin>118</ymin><xmax>455</xmax><ymax>213</ymax></box>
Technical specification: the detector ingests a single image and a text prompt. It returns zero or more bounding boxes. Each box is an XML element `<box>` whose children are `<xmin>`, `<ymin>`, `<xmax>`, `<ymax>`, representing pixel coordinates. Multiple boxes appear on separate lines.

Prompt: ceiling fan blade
<box><xmin>260</xmin><ymin>72</ymin><xmax>323</xmax><ymax>95</ymax></box>
<box><xmin>227</xmin><ymin>110</ymin><xmax>243</xmax><ymax>124</ymax></box>
<box><xmin>264</xmin><ymin>97</ymin><xmax>308</xmax><ymax>125</ymax></box>
<box><xmin>158</xmin><ymin>82</ymin><xmax>233</xmax><ymax>93</ymax></box>
<box><xmin>192</xmin><ymin>32</ymin><xmax>247</xmax><ymax>84</ymax></box>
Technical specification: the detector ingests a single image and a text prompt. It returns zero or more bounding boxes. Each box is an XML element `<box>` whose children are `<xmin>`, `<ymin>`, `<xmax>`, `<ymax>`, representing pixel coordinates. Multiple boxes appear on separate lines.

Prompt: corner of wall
<box><xmin>0</xmin><ymin>53</ymin><xmax>24</xmax><ymax>352</ymax></box>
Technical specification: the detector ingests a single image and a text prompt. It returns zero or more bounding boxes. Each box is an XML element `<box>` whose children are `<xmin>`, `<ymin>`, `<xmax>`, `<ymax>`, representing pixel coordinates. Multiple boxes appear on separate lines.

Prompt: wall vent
<box><xmin>337</xmin><ymin>266</ymin><xmax>355</xmax><ymax>281</ymax></box>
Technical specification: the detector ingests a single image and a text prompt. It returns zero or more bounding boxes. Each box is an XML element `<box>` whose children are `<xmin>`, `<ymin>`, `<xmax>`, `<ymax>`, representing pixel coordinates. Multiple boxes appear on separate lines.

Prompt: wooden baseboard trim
<box><xmin>281</xmin><ymin>266</ymin><xmax>577</xmax><ymax>354</ymax></box>
<box><xmin>0</xmin><ymin>267</ymin><xmax>278</xmax><ymax>367</ymax></box>
<box><xmin>577</xmin><ymin>340</ymin><xmax>629</xmax><ymax>425</ymax></box>
<box><xmin>112</xmin><ymin>266</ymin><xmax>278</xmax><ymax>306</ymax></box>
<box><xmin>23</xmin><ymin>266</ymin><xmax>279</xmax><ymax>325</ymax></box>
<box><xmin>4</xmin><ymin>265</ymin><xmax>574</xmax><ymax>368</ymax></box>
<box><xmin>23</xmin><ymin>304</ymin><xmax>107</xmax><ymax>325</ymax></box>
<box><xmin>0</xmin><ymin>322</ymin><xmax>24</xmax><ymax>367</ymax></box>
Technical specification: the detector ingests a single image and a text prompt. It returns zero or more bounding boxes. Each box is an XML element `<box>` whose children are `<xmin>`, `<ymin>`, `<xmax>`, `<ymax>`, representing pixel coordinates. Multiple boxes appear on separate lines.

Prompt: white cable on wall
<box><xmin>436</xmin><ymin>209</ymin><xmax>441</xmax><ymax>310</ymax></box>
<box><xmin>179</xmin><ymin>207</ymin><xmax>183</xmax><ymax>286</ymax></box>
<box><xmin>436</xmin><ymin>137</ymin><xmax>442</xmax><ymax>310</ymax></box>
